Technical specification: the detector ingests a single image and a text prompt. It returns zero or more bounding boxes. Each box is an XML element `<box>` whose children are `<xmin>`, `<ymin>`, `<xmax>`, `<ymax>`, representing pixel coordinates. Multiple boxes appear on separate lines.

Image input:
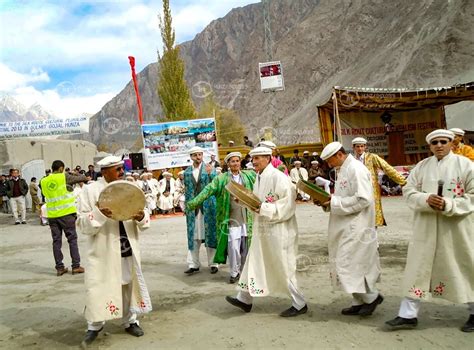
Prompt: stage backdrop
<box><xmin>339</xmin><ymin>109</ymin><xmax>444</xmax><ymax>155</ymax></box>
<box><xmin>142</xmin><ymin>118</ymin><xmax>218</xmax><ymax>170</ymax></box>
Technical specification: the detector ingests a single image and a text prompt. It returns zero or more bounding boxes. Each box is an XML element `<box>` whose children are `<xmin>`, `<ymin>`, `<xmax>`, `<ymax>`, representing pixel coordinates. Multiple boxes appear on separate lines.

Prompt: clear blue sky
<box><xmin>0</xmin><ymin>0</ymin><xmax>257</xmax><ymax>117</ymax></box>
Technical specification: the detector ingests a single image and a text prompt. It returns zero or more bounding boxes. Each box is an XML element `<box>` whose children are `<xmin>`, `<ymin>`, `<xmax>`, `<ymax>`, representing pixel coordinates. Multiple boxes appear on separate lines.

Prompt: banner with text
<box><xmin>340</xmin><ymin>109</ymin><xmax>443</xmax><ymax>155</ymax></box>
<box><xmin>0</xmin><ymin>117</ymin><xmax>89</xmax><ymax>139</ymax></box>
<box><xmin>142</xmin><ymin>118</ymin><xmax>218</xmax><ymax>170</ymax></box>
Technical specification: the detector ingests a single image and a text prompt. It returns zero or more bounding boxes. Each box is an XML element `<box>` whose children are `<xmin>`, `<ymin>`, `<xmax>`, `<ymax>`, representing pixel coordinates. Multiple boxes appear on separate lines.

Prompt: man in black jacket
<box><xmin>5</xmin><ymin>168</ymin><xmax>29</xmax><ymax>224</ymax></box>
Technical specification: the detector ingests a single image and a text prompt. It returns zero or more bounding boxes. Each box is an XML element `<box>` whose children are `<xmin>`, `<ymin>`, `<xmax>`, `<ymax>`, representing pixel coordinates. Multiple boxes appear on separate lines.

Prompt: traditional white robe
<box><xmin>174</xmin><ymin>178</ymin><xmax>185</xmax><ymax>208</ymax></box>
<box><xmin>141</xmin><ymin>180</ymin><xmax>157</xmax><ymax>213</ymax></box>
<box><xmin>76</xmin><ymin>178</ymin><xmax>152</xmax><ymax>322</ymax></box>
<box><xmin>326</xmin><ymin>154</ymin><xmax>379</xmax><ymax>293</ymax></box>
<box><xmin>149</xmin><ymin>178</ymin><xmax>159</xmax><ymax>193</ymax></box>
<box><xmin>290</xmin><ymin>167</ymin><xmax>309</xmax><ymax>199</ymax></box>
<box><xmin>238</xmin><ymin>164</ymin><xmax>300</xmax><ymax>297</ymax></box>
<box><xmin>157</xmin><ymin>178</ymin><xmax>176</xmax><ymax>211</ymax></box>
<box><xmin>401</xmin><ymin>152</ymin><xmax>473</xmax><ymax>303</ymax></box>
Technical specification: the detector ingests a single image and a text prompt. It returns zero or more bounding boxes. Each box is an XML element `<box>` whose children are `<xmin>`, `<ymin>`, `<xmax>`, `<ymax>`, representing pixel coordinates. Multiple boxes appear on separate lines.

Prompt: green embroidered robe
<box><xmin>187</xmin><ymin>170</ymin><xmax>256</xmax><ymax>264</ymax></box>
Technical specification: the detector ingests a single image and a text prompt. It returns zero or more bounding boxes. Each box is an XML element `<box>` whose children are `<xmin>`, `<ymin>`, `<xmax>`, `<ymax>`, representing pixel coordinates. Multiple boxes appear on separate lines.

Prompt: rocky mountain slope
<box><xmin>80</xmin><ymin>0</ymin><xmax>474</xmax><ymax>150</ymax></box>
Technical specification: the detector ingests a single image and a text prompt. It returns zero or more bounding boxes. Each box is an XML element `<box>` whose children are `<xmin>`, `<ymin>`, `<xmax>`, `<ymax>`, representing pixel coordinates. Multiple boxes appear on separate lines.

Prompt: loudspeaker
<box><xmin>130</xmin><ymin>153</ymin><xmax>144</xmax><ymax>170</ymax></box>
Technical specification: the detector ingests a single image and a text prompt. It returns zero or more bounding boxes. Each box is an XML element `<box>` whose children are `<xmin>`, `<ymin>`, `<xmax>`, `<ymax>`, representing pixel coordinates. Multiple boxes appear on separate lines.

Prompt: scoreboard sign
<box><xmin>259</xmin><ymin>61</ymin><xmax>285</xmax><ymax>92</ymax></box>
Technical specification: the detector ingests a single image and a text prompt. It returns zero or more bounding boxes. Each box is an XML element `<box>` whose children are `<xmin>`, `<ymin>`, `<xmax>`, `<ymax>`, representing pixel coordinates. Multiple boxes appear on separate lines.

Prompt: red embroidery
<box><xmin>409</xmin><ymin>286</ymin><xmax>425</xmax><ymax>298</ymax></box>
<box><xmin>433</xmin><ymin>282</ymin><xmax>445</xmax><ymax>296</ymax></box>
<box><xmin>106</xmin><ymin>301</ymin><xmax>120</xmax><ymax>316</ymax></box>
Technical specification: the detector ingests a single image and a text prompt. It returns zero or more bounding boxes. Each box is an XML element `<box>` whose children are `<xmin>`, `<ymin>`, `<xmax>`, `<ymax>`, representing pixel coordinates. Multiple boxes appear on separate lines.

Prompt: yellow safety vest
<box><xmin>40</xmin><ymin>173</ymin><xmax>76</xmax><ymax>218</ymax></box>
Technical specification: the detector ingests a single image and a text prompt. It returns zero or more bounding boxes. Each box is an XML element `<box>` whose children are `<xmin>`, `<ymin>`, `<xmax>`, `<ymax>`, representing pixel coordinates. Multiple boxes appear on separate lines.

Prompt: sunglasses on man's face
<box><xmin>430</xmin><ymin>140</ymin><xmax>449</xmax><ymax>146</ymax></box>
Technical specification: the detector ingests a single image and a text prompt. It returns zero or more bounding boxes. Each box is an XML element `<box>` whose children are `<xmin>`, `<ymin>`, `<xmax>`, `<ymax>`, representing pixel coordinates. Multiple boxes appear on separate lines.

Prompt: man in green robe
<box><xmin>187</xmin><ymin>152</ymin><xmax>256</xmax><ymax>283</ymax></box>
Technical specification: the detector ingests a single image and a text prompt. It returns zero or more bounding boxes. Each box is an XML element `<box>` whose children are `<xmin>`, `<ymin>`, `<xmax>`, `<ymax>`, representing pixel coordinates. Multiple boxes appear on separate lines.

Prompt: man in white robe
<box><xmin>385</xmin><ymin>129</ymin><xmax>474</xmax><ymax>332</ymax></box>
<box><xmin>316</xmin><ymin>142</ymin><xmax>382</xmax><ymax>316</ymax></box>
<box><xmin>157</xmin><ymin>172</ymin><xmax>175</xmax><ymax>213</ymax></box>
<box><xmin>141</xmin><ymin>173</ymin><xmax>157</xmax><ymax>215</ymax></box>
<box><xmin>289</xmin><ymin>160</ymin><xmax>310</xmax><ymax>201</ymax></box>
<box><xmin>173</xmin><ymin>171</ymin><xmax>185</xmax><ymax>212</ymax></box>
<box><xmin>77</xmin><ymin>156</ymin><xmax>152</xmax><ymax>346</ymax></box>
<box><xmin>226</xmin><ymin>146</ymin><xmax>307</xmax><ymax>317</ymax></box>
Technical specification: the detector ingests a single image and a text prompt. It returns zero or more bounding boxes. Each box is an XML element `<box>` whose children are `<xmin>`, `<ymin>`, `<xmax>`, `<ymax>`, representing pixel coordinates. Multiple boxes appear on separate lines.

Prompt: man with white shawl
<box><xmin>316</xmin><ymin>142</ymin><xmax>382</xmax><ymax>316</ymax></box>
<box><xmin>77</xmin><ymin>156</ymin><xmax>152</xmax><ymax>346</ymax></box>
<box><xmin>385</xmin><ymin>129</ymin><xmax>474</xmax><ymax>332</ymax></box>
<box><xmin>226</xmin><ymin>146</ymin><xmax>307</xmax><ymax>317</ymax></box>
<box><xmin>157</xmin><ymin>171</ymin><xmax>175</xmax><ymax>213</ymax></box>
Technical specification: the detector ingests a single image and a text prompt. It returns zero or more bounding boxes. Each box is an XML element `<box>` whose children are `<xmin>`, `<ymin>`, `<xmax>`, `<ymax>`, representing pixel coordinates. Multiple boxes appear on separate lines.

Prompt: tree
<box><xmin>157</xmin><ymin>0</ymin><xmax>196</xmax><ymax>121</ymax></box>
<box><xmin>198</xmin><ymin>94</ymin><xmax>245</xmax><ymax>146</ymax></box>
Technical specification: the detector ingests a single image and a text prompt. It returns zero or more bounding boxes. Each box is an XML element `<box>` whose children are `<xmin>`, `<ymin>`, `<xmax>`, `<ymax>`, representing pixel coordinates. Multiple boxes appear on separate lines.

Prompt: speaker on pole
<box><xmin>130</xmin><ymin>153</ymin><xmax>144</xmax><ymax>170</ymax></box>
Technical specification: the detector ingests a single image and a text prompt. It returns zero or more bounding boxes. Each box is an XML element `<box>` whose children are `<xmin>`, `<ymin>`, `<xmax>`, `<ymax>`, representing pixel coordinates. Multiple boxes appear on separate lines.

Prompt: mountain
<box><xmin>0</xmin><ymin>95</ymin><xmax>57</xmax><ymax>122</ymax></box>
<box><xmin>79</xmin><ymin>0</ymin><xmax>474</xmax><ymax>150</ymax></box>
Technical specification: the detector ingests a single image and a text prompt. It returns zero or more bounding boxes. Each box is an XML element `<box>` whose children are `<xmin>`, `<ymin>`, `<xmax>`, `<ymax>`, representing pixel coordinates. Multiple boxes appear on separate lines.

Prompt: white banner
<box><xmin>142</xmin><ymin>118</ymin><xmax>218</xmax><ymax>170</ymax></box>
<box><xmin>0</xmin><ymin>117</ymin><xmax>90</xmax><ymax>139</ymax></box>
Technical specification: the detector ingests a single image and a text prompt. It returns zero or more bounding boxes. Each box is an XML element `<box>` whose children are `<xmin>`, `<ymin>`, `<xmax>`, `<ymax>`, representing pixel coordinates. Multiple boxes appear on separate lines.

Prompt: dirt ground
<box><xmin>0</xmin><ymin>196</ymin><xmax>472</xmax><ymax>349</ymax></box>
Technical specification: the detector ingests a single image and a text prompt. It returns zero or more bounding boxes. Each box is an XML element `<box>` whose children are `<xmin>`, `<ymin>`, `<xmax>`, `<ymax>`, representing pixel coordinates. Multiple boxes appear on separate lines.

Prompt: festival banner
<box><xmin>0</xmin><ymin>116</ymin><xmax>89</xmax><ymax>139</ymax></box>
<box><xmin>339</xmin><ymin>109</ymin><xmax>444</xmax><ymax>155</ymax></box>
<box><xmin>142</xmin><ymin>118</ymin><xmax>218</xmax><ymax>170</ymax></box>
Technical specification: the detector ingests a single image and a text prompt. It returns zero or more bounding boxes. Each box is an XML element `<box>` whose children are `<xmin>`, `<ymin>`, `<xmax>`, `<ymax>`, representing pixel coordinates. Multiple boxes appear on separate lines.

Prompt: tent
<box><xmin>317</xmin><ymin>82</ymin><xmax>474</xmax><ymax>165</ymax></box>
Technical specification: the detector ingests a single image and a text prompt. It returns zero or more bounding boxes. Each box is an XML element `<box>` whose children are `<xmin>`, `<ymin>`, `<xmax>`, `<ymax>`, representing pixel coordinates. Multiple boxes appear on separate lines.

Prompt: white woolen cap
<box><xmin>162</xmin><ymin>171</ymin><xmax>172</xmax><ymax>177</ymax></box>
<box><xmin>249</xmin><ymin>146</ymin><xmax>272</xmax><ymax>157</ymax></box>
<box><xmin>311</xmin><ymin>160</ymin><xmax>319</xmax><ymax>165</ymax></box>
<box><xmin>258</xmin><ymin>141</ymin><xmax>277</xmax><ymax>149</ymax></box>
<box><xmin>294</xmin><ymin>160</ymin><xmax>302</xmax><ymax>164</ymax></box>
<box><xmin>188</xmin><ymin>146</ymin><xmax>205</xmax><ymax>155</ymax></box>
<box><xmin>449</xmin><ymin>128</ymin><xmax>465</xmax><ymax>136</ymax></box>
<box><xmin>97</xmin><ymin>156</ymin><xmax>124</xmax><ymax>169</ymax></box>
<box><xmin>352</xmin><ymin>137</ymin><xmax>367</xmax><ymax>145</ymax></box>
<box><xmin>425</xmin><ymin>129</ymin><xmax>454</xmax><ymax>144</ymax></box>
<box><xmin>178</xmin><ymin>170</ymin><xmax>185</xmax><ymax>175</ymax></box>
<box><xmin>321</xmin><ymin>142</ymin><xmax>343</xmax><ymax>161</ymax></box>
<box><xmin>224</xmin><ymin>152</ymin><xmax>242</xmax><ymax>163</ymax></box>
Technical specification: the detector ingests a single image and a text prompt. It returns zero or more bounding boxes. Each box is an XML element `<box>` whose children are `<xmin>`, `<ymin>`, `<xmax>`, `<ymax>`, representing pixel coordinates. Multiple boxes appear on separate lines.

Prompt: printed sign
<box><xmin>0</xmin><ymin>117</ymin><xmax>89</xmax><ymax>139</ymax></box>
<box><xmin>142</xmin><ymin>118</ymin><xmax>218</xmax><ymax>170</ymax></box>
<box><xmin>259</xmin><ymin>61</ymin><xmax>285</xmax><ymax>92</ymax></box>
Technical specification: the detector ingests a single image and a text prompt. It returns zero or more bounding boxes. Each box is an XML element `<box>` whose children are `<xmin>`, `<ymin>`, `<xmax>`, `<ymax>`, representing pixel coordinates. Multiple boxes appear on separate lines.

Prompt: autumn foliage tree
<box><xmin>157</xmin><ymin>0</ymin><xmax>196</xmax><ymax>121</ymax></box>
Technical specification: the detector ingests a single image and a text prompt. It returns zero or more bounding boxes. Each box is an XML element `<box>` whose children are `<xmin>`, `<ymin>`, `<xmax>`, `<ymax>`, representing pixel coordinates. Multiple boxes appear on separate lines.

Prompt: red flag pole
<box><xmin>128</xmin><ymin>56</ymin><xmax>144</xmax><ymax>125</ymax></box>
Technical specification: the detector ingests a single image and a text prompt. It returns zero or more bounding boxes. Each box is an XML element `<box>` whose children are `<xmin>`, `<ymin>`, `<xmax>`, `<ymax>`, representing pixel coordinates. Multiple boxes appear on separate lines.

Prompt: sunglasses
<box><xmin>430</xmin><ymin>140</ymin><xmax>449</xmax><ymax>146</ymax></box>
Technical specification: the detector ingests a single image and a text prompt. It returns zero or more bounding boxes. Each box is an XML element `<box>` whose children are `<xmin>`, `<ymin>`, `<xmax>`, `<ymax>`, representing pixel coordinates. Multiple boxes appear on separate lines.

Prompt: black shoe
<box><xmin>14</xmin><ymin>221</ymin><xmax>20</xmax><ymax>225</ymax></box>
<box><xmin>21</xmin><ymin>221</ymin><xmax>27</xmax><ymax>224</ymax></box>
<box><xmin>341</xmin><ymin>304</ymin><xmax>364</xmax><ymax>316</ymax></box>
<box><xmin>184</xmin><ymin>267</ymin><xmax>200</xmax><ymax>275</ymax></box>
<box><xmin>280</xmin><ymin>304</ymin><xmax>308</xmax><ymax>317</ymax></box>
<box><xmin>229</xmin><ymin>274</ymin><xmax>240</xmax><ymax>284</ymax></box>
<box><xmin>385</xmin><ymin>316</ymin><xmax>418</xmax><ymax>330</ymax></box>
<box><xmin>359</xmin><ymin>294</ymin><xmax>384</xmax><ymax>316</ymax></box>
<box><xmin>125</xmin><ymin>323</ymin><xmax>144</xmax><ymax>337</ymax></box>
<box><xmin>81</xmin><ymin>327</ymin><xmax>103</xmax><ymax>347</ymax></box>
<box><xmin>210</xmin><ymin>266</ymin><xmax>218</xmax><ymax>274</ymax></box>
<box><xmin>461</xmin><ymin>314</ymin><xmax>474</xmax><ymax>332</ymax></box>
<box><xmin>225</xmin><ymin>296</ymin><xmax>252</xmax><ymax>313</ymax></box>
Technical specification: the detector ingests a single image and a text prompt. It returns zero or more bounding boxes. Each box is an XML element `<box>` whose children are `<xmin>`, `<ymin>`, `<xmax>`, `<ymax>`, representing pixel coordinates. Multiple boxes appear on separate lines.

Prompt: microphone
<box><xmin>437</xmin><ymin>180</ymin><xmax>444</xmax><ymax>197</ymax></box>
